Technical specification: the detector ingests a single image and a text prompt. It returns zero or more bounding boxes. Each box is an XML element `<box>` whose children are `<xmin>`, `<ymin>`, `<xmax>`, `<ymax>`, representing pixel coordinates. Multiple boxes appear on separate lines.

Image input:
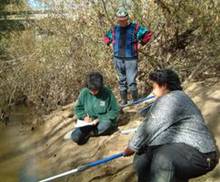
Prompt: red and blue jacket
<box><xmin>104</xmin><ymin>22</ymin><xmax>152</xmax><ymax>59</ymax></box>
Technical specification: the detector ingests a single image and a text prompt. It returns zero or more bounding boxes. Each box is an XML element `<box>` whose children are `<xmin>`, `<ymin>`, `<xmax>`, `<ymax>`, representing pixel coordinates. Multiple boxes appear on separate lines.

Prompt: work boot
<box><xmin>120</xmin><ymin>90</ymin><xmax>128</xmax><ymax>106</ymax></box>
<box><xmin>131</xmin><ymin>89</ymin><xmax>138</xmax><ymax>102</ymax></box>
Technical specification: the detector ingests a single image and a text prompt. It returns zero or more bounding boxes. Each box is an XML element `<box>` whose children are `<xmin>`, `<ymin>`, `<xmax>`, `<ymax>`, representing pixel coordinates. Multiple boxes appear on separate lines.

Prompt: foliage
<box><xmin>0</xmin><ymin>0</ymin><xmax>219</xmax><ymax>114</ymax></box>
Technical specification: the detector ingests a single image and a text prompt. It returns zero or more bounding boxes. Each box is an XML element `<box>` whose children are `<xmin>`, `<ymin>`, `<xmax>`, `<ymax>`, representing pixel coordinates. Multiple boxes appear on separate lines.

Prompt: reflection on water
<box><xmin>0</xmin><ymin>105</ymin><xmax>41</xmax><ymax>182</ymax></box>
<box><xmin>0</xmin><ymin>101</ymin><xmax>110</xmax><ymax>182</ymax></box>
<box><xmin>19</xmin><ymin>157</ymin><xmax>38</xmax><ymax>182</ymax></box>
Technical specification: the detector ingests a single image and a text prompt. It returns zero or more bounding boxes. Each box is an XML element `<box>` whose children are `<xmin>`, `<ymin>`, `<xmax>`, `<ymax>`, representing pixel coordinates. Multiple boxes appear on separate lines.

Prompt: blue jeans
<box><xmin>113</xmin><ymin>57</ymin><xmax>138</xmax><ymax>92</ymax></box>
<box><xmin>71</xmin><ymin>120</ymin><xmax>115</xmax><ymax>145</ymax></box>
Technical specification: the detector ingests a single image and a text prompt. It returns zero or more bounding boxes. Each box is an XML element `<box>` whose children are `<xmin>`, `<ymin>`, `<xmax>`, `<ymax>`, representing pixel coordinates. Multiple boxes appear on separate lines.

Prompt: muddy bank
<box><xmin>0</xmin><ymin>80</ymin><xmax>219</xmax><ymax>182</ymax></box>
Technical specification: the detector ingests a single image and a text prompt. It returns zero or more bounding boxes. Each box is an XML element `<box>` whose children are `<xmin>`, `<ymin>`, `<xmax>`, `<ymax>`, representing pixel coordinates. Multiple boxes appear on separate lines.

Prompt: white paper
<box><xmin>75</xmin><ymin>119</ymin><xmax>97</xmax><ymax>128</ymax></box>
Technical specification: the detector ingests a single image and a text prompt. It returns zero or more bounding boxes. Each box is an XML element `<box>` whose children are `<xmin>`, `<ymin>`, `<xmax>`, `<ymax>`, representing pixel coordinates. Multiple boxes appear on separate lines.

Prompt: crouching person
<box><xmin>71</xmin><ymin>72</ymin><xmax>120</xmax><ymax>145</ymax></box>
<box><xmin>123</xmin><ymin>69</ymin><xmax>219</xmax><ymax>182</ymax></box>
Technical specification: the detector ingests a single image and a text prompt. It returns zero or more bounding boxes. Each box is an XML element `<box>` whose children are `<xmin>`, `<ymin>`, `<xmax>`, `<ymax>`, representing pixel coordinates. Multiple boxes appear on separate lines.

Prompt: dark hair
<box><xmin>86</xmin><ymin>72</ymin><xmax>104</xmax><ymax>90</ymax></box>
<box><xmin>149</xmin><ymin>69</ymin><xmax>182</xmax><ymax>91</ymax></box>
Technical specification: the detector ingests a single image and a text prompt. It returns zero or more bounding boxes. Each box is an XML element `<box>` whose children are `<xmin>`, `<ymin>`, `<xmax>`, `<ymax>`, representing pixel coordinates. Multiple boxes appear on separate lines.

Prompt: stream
<box><xmin>0</xmin><ymin>105</ymin><xmax>43</xmax><ymax>182</ymax></box>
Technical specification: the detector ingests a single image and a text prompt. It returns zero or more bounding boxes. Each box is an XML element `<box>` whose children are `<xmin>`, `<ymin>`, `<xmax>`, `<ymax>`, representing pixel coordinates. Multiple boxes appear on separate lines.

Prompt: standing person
<box><xmin>71</xmin><ymin>72</ymin><xmax>120</xmax><ymax>145</ymax></box>
<box><xmin>123</xmin><ymin>69</ymin><xmax>219</xmax><ymax>182</ymax></box>
<box><xmin>104</xmin><ymin>7</ymin><xmax>152</xmax><ymax>105</ymax></box>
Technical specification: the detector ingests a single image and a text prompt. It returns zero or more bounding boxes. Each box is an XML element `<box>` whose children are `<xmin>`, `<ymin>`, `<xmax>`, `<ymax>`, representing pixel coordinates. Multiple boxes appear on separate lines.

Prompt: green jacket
<box><xmin>74</xmin><ymin>87</ymin><xmax>120</xmax><ymax>126</ymax></box>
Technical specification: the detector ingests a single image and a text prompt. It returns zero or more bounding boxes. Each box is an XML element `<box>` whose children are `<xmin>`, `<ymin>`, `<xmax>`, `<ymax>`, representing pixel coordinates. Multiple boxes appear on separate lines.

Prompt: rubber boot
<box><xmin>131</xmin><ymin>89</ymin><xmax>138</xmax><ymax>102</ymax></box>
<box><xmin>120</xmin><ymin>90</ymin><xmax>128</xmax><ymax>106</ymax></box>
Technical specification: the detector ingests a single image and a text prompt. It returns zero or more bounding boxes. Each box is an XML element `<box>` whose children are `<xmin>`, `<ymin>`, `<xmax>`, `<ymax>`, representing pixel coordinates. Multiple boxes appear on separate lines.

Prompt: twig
<box><xmin>100</xmin><ymin>0</ymin><xmax>114</xmax><ymax>26</ymax></box>
<box><xmin>183</xmin><ymin>58</ymin><xmax>208</xmax><ymax>86</ymax></box>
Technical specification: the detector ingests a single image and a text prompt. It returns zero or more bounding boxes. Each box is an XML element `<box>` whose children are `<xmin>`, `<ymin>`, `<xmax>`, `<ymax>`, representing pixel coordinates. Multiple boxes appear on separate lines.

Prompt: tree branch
<box><xmin>100</xmin><ymin>0</ymin><xmax>114</xmax><ymax>26</ymax></box>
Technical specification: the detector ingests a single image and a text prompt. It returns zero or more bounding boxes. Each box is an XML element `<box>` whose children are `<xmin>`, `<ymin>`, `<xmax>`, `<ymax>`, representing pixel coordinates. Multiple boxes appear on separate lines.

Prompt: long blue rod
<box><xmin>122</xmin><ymin>95</ymin><xmax>155</xmax><ymax>108</ymax></box>
<box><xmin>38</xmin><ymin>152</ymin><xmax>124</xmax><ymax>182</ymax></box>
<box><xmin>86</xmin><ymin>152</ymin><xmax>124</xmax><ymax>167</ymax></box>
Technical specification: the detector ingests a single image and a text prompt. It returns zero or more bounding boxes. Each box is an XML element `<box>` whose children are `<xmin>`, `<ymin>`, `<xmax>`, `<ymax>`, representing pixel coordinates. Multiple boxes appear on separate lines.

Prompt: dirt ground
<box><xmin>33</xmin><ymin>79</ymin><xmax>220</xmax><ymax>182</ymax></box>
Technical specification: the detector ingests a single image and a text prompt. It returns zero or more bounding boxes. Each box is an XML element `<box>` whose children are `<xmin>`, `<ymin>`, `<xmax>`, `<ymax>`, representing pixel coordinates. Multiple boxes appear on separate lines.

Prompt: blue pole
<box><xmin>122</xmin><ymin>95</ymin><xmax>155</xmax><ymax>108</ymax></box>
<box><xmin>132</xmin><ymin>95</ymin><xmax>155</xmax><ymax>105</ymax></box>
<box><xmin>86</xmin><ymin>153</ymin><xmax>124</xmax><ymax>167</ymax></box>
<box><xmin>38</xmin><ymin>152</ymin><xmax>124</xmax><ymax>182</ymax></box>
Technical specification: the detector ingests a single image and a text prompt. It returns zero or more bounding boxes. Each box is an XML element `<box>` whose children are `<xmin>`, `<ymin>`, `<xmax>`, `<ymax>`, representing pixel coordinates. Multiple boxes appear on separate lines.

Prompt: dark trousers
<box><xmin>113</xmin><ymin>57</ymin><xmax>138</xmax><ymax>92</ymax></box>
<box><xmin>71</xmin><ymin>120</ymin><xmax>115</xmax><ymax>145</ymax></box>
<box><xmin>133</xmin><ymin>143</ymin><xmax>218</xmax><ymax>182</ymax></box>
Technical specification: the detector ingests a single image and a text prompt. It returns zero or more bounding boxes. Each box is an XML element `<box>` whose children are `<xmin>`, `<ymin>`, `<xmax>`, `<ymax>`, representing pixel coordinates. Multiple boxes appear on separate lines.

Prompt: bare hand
<box><xmin>84</xmin><ymin>116</ymin><xmax>92</xmax><ymax>123</ymax></box>
<box><xmin>92</xmin><ymin>118</ymin><xmax>99</xmax><ymax>125</ymax></box>
<box><xmin>123</xmin><ymin>147</ymin><xmax>135</xmax><ymax>157</ymax></box>
<box><xmin>109</xmin><ymin>44</ymin><xmax>113</xmax><ymax>50</ymax></box>
<box><xmin>137</xmin><ymin>43</ymin><xmax>141</xmax><ymax>50</ymax></box>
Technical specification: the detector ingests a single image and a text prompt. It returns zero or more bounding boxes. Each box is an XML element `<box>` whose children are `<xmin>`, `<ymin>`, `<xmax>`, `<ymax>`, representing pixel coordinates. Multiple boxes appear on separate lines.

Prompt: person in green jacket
<box><xmin>71</xmin><ymin>72</ymin><xmax>120</xmax><ymax>145</ymax></box>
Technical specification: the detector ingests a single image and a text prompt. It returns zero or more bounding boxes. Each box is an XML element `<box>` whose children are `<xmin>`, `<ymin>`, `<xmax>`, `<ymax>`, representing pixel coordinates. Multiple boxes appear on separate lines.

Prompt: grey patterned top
<box><xmin>128</xmin><ymin>90</ymin><xmax>217</xmax><ymax>153</ymax></box>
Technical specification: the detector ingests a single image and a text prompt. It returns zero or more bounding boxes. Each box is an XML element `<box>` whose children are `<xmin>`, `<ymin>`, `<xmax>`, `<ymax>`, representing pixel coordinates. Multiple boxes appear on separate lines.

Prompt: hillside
<box><xmin>33</xmin><ymin>80</ymin><xmax>220</xmax><ymax>182</ymax></box>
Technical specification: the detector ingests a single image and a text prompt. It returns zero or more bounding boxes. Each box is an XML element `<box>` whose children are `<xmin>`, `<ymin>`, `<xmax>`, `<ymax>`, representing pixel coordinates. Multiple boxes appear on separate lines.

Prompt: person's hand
<box><xmin>92</xmin><ymin>118</ymin><xmax>99</xmax><ymax>125</ymax></box>
<box><xmin>84</xmin><ymin>115</ymin><xmax>92</xmax><ymax>123</ymax></box>
<box><xmin>123</xmin><ymin>147</ymin><xmax>135</xmax><ymax>157</ymax></box>
<box><xmin>137</xmin><ymin>43</ymin><xmax>141</xmax><ymax>50</ymax></box>
<box><xmin>109</xmin><ymin>44</ymin><xmax>113</xmax><ymax>50</ymax></box>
